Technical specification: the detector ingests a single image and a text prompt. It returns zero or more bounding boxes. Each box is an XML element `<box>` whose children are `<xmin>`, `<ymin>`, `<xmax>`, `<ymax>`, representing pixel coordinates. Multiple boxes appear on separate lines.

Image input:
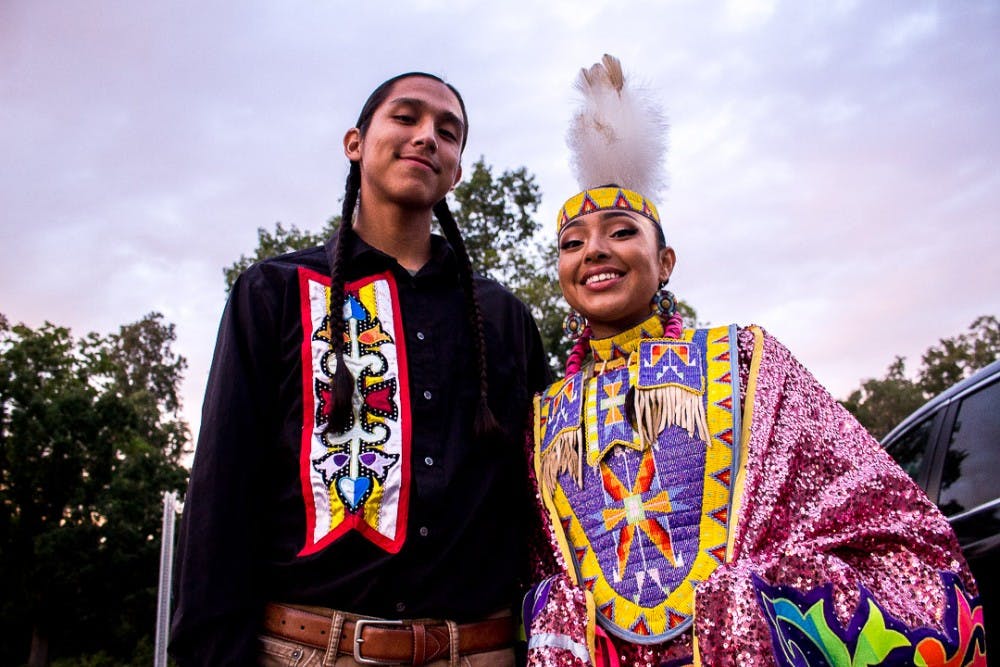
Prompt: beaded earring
<box><xmin>651</xmin><ymin>288</ymin><xmax>676</xmax><ymax>318</ymax></box>
<box><xmin>563</xmin><ymin>310</ymin><xmax>588</xmax><ymax>339</ymax></box>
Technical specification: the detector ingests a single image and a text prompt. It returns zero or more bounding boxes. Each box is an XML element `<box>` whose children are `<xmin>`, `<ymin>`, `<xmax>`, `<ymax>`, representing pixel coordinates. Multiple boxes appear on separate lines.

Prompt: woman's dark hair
<box><xmin>325</xmin><ymin>73</ymin><xmax>502</xmax><ymax>443</ymax></box>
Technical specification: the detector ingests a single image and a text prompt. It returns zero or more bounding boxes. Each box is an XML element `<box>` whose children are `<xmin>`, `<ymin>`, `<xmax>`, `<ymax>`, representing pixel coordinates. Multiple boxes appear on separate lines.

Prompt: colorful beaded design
<box><xmin>298</xmin><ymin>268</ymin><xmax>410</xmax><ymax>556</ymax></box>
<box><xmin>557</xmin><ymin>186</ymin><xmax>660</xmax><ymax>235</ymax></box>
<box><xmin>535</xmin><ymin>325</ymin><xmax>742</xmax><ymax>643</ymax></box>
<box><xmin>754</xmin><ymin>571</ymin><xmax>987</xmax><ymax>666</ymax></box>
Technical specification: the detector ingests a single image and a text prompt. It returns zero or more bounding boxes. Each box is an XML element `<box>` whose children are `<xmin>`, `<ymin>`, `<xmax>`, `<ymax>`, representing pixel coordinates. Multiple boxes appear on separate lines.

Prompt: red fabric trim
<box><xmin>296</xmin><ymin>267</ymin><xmax>411</xmax><ymax>556</ymax></box>
<box><xmin>298</xmin><ymin>267</ymin><xmax>320</xmax><ymax>554</ymax></box>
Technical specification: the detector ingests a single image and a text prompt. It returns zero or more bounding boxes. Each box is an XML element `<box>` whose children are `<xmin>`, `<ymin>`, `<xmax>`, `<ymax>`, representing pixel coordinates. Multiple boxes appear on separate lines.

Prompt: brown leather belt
<box><xmin>262</xmin><ymin>603</ymin><xmax>515</xmax><ymax>665</ymax></box>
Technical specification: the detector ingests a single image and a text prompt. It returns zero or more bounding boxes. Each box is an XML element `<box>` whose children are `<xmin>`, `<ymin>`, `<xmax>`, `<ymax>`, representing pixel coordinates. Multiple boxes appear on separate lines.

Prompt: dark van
<box><xmin>881</xmin><ymin>359</ymin><xmax>999</xmax><ymax>657</ymax></box>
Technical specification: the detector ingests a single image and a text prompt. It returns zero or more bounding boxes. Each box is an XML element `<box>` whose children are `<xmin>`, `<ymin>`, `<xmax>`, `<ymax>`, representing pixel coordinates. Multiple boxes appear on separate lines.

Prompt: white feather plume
<box><xmin>567</xmin><ymin>54</ymin><xmax>668</xmax><ymax>199</ymax></box>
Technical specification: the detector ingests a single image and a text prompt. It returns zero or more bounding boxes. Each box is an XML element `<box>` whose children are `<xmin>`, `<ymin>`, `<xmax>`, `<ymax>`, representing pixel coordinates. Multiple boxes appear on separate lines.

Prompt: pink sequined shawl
<box><xmin>525</xmin><ymin>326</ymin><xmax>978</xmax><ymax>666</ymax></box>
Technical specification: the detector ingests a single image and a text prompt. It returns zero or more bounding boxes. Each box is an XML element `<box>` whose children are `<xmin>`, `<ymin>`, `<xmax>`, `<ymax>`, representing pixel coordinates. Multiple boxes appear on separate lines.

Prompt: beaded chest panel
<box><xmin>535</xmin><ymin>326</ymin><xmax>741</xmax><ymax>643</ymax></box>
<box><xmin>298</xmin><ymin>268</ymin><xmax>411</xmax><ymax>556</ymax></box>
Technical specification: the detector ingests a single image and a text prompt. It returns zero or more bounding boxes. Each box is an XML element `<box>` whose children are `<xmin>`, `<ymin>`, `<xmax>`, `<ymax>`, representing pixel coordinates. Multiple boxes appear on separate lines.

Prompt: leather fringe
<box><xmin>540</xmin><ymin>428</ymin><xmax>584</xmax><ymax>492</ymax></box>
<box><xmin>635</xmin><ymin>385</ymin><xmax>709</xmax><ymax>448</ymax></box>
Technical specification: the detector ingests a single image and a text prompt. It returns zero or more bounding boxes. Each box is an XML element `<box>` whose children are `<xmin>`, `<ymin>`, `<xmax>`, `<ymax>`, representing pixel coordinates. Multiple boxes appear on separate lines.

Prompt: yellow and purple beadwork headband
<box><xmin>559</xmin><ymin>54</ymin><xmax>668</xmax><ymax>238</ymax></box>
<box><xmin>556</xmin><ymin>186</ymin><xmax>660</xmax><ymax>236</ymax></box>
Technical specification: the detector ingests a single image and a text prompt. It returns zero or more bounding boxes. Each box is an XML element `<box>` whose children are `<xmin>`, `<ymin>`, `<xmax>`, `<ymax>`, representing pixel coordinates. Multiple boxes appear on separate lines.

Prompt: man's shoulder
<box><xmin>258</xmin><ymin>244</ymin><xmax>327</xmax><ymax>271</ymax></box>
<box><xmin>240</xmin><ymin>245</ymin><xmax>327</xmax><ymax>281</ymax></box>
<box><xmin>227</xmin><ymin>245</ymin><xmax>328</xmax><ymax>302</ymax></box>
<box><xmin>470</xmin><ymin>273</ymin><xmax>541</xmax><ymax>333</ymax></box>
<box><xmin>472</xmin><ymin>272</ymin><xmax>526</xmax><ymax>306</ymax></box>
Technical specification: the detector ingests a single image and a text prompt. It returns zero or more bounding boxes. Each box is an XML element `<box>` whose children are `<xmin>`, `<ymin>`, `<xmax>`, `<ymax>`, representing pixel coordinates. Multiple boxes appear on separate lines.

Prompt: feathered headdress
<box><xmin>557</xmin><ymin>54</ymin><xmax>669</xmax><ymax>234</ymax></box>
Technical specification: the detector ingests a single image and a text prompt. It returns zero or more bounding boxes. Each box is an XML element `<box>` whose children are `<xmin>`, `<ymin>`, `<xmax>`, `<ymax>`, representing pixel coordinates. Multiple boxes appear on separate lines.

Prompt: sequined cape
<box><xmin>525</xmin><ymin>322</ymin><xmax>983</xmax><ymax>666</ymax></box>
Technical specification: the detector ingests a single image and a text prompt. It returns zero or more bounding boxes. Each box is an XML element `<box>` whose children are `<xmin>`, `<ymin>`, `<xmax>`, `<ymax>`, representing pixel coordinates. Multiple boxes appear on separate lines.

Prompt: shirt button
<box><xmin>416</xmin><ymin>331</ymin><xmax>425</xmax><ymax>340</ymax></box>
<box><xmin>419</xmin><ymin>526</ymin><xmax>429</xmax><ymax>537</ymax></box>
<box><xmin>395</xmin><ymin>602</ymin><xmax>406</xmax><ymax>613</ymax></box>
<box><xmin>423</xmin><ymin>390</ymin><xmax>432</xmax><ymax>400</ymax></box>
<box><xmin>424</xmin><ymin>456</ymin><xmax>434</xmax><ymax>466</ymax></box>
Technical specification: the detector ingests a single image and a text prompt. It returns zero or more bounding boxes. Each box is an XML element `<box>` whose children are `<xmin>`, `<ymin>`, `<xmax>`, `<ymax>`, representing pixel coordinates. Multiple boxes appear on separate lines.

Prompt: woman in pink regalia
<box><xmin>523</xmin><ymin>55</ymin><xmax>986</xmax><ymax>667</ymax></box>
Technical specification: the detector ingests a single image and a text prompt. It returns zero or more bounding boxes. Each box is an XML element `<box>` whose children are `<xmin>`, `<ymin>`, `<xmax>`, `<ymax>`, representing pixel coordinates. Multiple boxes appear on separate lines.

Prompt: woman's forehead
<box><xmin>560</xmin><ymin>209</ymin><xmax>647</xmax><ymax>234</ymax></box>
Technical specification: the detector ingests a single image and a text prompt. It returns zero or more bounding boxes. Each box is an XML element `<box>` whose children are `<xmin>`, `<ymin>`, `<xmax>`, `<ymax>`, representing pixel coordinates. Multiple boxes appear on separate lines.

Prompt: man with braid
<box><xmin>170</xmin><ymin>72</ymin><xmax>550</xmax><ymax>666</ymax></box>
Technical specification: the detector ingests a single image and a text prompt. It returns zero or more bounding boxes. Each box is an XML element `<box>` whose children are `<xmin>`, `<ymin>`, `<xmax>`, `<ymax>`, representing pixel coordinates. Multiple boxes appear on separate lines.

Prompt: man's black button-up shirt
<box><xmin>170</xmin><ymin>234</ymin><xmax>550</xmax><ymax>665</ymax></box>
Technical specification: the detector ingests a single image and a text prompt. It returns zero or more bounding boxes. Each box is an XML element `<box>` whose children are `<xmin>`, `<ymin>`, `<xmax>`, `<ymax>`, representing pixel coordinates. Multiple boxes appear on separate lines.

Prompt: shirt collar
<box><xmin>324</xmin><ymin>230</ymin><xmax>459</xmax><ymax>283</ymax></box>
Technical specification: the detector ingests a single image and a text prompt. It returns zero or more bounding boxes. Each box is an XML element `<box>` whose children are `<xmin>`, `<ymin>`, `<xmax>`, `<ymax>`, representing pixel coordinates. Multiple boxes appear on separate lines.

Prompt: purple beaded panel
<box><xmin>563</xmin><ymin>426</ymin><xmax>706</xmax><ymax>603</ymax></box>
<box><xmin>594</xmin><ymin>366</ymin><xmax>635</xmax><ymax>451</ymax></box>
<box><xmin>541</xmin><ymin>371</ymin><xmax>585</xmax><ymax>452</ymax></box>
<box><xmin>637</xmin><ymin>340</ymin><xmax>703</xmax><ymax>392</ymax></box>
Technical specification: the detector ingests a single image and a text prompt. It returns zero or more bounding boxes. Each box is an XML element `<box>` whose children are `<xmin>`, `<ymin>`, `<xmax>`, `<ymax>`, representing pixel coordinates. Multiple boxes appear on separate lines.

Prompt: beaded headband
<box><xmin>556</xmin><ymin>186</ymin><xmax>660</xmax><ymax>235</ymax></box>
<box><xmin>558</xmin><ymin>54</ymin><xmax>667</xmax><ymax>237</ymax></box>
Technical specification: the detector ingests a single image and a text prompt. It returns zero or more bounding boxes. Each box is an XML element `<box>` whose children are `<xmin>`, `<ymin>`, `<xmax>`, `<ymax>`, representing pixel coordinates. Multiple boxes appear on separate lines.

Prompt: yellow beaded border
<box><xmin>535</xmin><ymin>325</ymin><xmax>739</xmax><ymax>641</ymax></box>
<box><xmin>557</xmin><ymin>187</ymin><xmax>660</xmax><ymax>235</ymax></box>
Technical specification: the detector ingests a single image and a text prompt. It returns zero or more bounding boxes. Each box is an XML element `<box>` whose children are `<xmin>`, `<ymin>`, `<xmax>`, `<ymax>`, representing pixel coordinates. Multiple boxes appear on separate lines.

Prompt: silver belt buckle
<box><xmin>353</xmin><ymin>618</ymin><xmax>407</xmax><ymax>665</ymax></box>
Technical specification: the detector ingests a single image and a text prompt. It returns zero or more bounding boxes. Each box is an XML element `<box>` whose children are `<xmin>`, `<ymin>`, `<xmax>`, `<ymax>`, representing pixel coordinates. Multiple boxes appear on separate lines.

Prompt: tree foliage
<box><xmin>224</xmin><ymin>220</ymin><xmax>339</xmax><ymax>292</ymax></box>
<box><xmin>222</xmin><ymin>157</ymin><xmax>700</xmax><ymax>373</ymax></box>
<box><xmin>842</xmin><ymin>315</ymin><xmax>1000</xmax><ymax>439</ymax></box>
<box><xmin>451</xmin><ymin>159</ymin><xmax>566</xmax><ymax>367</ymax></box>
<box><xmin>840</xmin><ymin>356</ymin><xmax>926</xmax><ymax>442</ymax></box>
<box><xmin>0</xmin><ymin>313</ymin><xmax>189</xmax><ymax>666</ymax></box>
<box><xmin>917</xmin><ymin>315</ymin><xmax>1000</xmax><ymax>396</ymax></box>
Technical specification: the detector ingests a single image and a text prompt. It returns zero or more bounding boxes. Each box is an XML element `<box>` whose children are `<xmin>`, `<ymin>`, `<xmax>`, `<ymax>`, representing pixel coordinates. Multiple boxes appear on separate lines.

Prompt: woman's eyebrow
<box><xmin>559</xmin><ymin>219</ymin><xmax>583</xmax><ymax>236</ymax></box>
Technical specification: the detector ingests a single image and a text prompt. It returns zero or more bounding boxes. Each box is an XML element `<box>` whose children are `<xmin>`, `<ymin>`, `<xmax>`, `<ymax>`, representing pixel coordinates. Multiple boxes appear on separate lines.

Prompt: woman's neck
<box><xmin>353</xmin><ymin>200</ymin><xmax>434</xmax><ymax>272</ymax></box>
<box><xmin>589</xmin><ymin>314</ymin><xmax>666</xmax><ymax>362</ymax></box>
<box><xmin>586</xmin><ymin>311</ymin><xmax>684</xmax><ymax>363</ymax></box>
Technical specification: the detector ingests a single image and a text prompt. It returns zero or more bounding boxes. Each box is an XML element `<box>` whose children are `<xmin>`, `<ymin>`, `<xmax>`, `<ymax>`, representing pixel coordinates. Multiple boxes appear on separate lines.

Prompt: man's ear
<box><xmin>451</xmin><ymin>163</ymin><xmax>463</xmax><ymax>189</ymax></box>
<box><xmin>344</xmin><ymin>128</ymin><xmax>362</xmax><ymax>160</ymax></box>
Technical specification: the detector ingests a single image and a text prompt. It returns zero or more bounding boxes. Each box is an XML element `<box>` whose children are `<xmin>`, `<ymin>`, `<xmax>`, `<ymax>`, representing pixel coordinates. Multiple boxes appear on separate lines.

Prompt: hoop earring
<box><xmin>651</xmin><ymin>288</ymin><xmax>676</xmax><ymax>318</ymax></box>
<box><xmin>563</xmin><ymin>310</ymin><xmax>588</xmax><ymax>339</ymax></box>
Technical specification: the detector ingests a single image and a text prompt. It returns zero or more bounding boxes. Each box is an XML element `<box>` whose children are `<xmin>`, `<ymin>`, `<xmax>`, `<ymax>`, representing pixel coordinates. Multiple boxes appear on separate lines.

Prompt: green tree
<box><xmin>841</xmin><ymin>356</ymin><xmax>926</xmax><ymax>440</ymax></box>
<box><xmin>222</xmin><ymin>157</ymin><xmax>701</xmax><ymax>372</ymax></box>
<box><xmin>918</xmin><ymin>315</ymin><xmax>1000</xmax><ymax>396</ymax></box>
<box><xmin>224</xmin><ymin>220</ymin><xmax>339</xmax><ymax>292</ymax></box>
<box><xmin>0</xmin><ymin>313</ymin><xmax>189</xmax><ymax>666</ymax></box>
<box><xmin>221</xmin><ymin>157</ymin><xmax>571</xmax><ymax>367</ymax></box>
<box><xmin>843</xmin><ymin>316</ymin><xmax>1000</xmax><ymax>439</ymax></box>
<box><xmin>451</xmin><ymin>159</ymin><xmax>565</xmax><ymax>367</ymax></box>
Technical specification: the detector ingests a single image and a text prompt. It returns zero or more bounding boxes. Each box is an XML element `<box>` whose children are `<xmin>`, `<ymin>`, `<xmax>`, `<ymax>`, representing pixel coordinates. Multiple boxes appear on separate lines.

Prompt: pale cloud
<box><xmin>722</xmin><ymin>0</ymin><xmax>778</xmax><ymax>31</ymax></box>
<box><xmin>2</xmin><ymin>0</ymin><xmax>998</xmax><ymax>437</ymax></box>
<box><xmin>816</xmin><ymin>97</ymin><xmax>863</xmax><ymax>126</ymax></box>
<box><xmin>876</xmin><ymin>8</ymin><xmax>939</xmax><ymax>62</ymax></box>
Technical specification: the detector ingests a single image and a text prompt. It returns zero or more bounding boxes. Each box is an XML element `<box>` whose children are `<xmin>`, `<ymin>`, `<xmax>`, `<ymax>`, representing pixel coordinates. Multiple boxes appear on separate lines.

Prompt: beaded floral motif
<box><xmin>754</xmin><ymin>571</ymin><xmax>987</xmax><ymax>666</ymax></box>
<box><xmin>298</xmin><ymin>269</ymin><xmax>410</xmax><ymax>556</ymax></box>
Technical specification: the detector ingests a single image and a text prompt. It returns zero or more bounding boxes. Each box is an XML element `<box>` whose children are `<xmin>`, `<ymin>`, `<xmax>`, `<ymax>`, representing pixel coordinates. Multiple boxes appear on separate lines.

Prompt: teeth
<box><xmin>586</xmin><ymin>272</ymin><xmax>621</xmax><ymax>285</ymax></box>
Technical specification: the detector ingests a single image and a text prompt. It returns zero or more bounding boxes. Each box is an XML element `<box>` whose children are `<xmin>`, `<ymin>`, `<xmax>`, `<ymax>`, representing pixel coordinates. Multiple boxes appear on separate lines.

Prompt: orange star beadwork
<box><xmin>600</xmin><ymin>448</ymin><xmax>678</xmax><ymax>577</ymax></box>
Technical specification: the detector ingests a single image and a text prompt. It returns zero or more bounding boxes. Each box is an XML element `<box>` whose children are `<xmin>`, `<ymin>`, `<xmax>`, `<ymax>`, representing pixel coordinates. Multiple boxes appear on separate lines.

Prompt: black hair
<box><xmin>324</xmin><ymin>72</ymin><xmax>502</xmax><ymax>444</ymax></box>
<box><xmin>653</xmin><ymin>220</ymin><xmax>667</xmax><ymax>249</ymax></box>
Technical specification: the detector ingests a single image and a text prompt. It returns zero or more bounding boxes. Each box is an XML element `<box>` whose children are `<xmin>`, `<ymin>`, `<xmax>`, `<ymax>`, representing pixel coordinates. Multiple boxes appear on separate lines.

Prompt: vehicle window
<box><xmin>937</xmin><ymin>379</ymin><xmax>1000</xmax><ymax>517</ymax></box>
<box><xmin>885</xmin><ymin>415</ymin><xmax>934</xmax><ymax>482</ymax></box>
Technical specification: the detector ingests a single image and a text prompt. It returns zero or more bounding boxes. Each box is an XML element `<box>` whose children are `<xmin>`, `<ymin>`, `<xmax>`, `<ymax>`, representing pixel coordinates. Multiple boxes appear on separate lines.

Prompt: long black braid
<box><xmin>433</xmin><ymin>199</ymin><xmax>504</xmax><ymax>444</ymax></box>
<box><xmin>324</xmin><ymin>161</ymin><xmax>361</xmax><ymax>432</ymax></box>
<box><xmin>324</xmin><ymin>72</ymin><xmax>501</xmax><ymax>444</ymax></box>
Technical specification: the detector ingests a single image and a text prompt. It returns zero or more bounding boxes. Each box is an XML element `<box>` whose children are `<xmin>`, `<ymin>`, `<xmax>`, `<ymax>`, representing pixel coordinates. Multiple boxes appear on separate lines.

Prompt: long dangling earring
<box><xmin>651</xmin><ymin>286</ymin><xmax>676</xmax><ymax>318</ymax></box>
<box><xmin>563</xmin><ymin>310</ymin><xmax>588</xmax><ymax>339</ymax></box>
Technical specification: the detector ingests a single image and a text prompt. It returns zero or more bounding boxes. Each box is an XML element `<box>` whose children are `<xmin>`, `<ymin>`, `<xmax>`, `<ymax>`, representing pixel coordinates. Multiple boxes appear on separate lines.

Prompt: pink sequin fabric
<box><xmin>526</xmin><ymin>326</ymin><xmax>977</xmax><ymax>666</ymax></box>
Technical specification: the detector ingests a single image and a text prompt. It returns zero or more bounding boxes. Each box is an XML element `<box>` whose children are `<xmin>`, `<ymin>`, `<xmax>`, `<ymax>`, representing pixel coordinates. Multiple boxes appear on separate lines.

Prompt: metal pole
<box><xmin>154</xmin><ymin>490</ymin><xmax>180</xmax><ymax>667</ymax></box>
